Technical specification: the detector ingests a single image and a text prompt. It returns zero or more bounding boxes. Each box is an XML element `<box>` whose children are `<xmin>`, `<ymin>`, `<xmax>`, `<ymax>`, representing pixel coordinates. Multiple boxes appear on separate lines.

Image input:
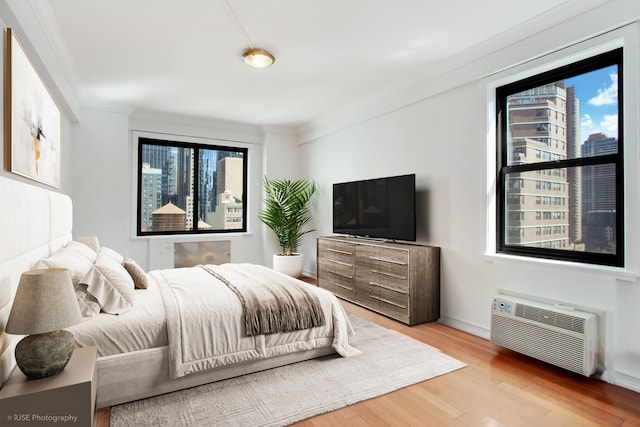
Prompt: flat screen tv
<box><xmin>333</xmin><ymin>174</ymin><xmax>416</xmax><ymax>241</ymax></box>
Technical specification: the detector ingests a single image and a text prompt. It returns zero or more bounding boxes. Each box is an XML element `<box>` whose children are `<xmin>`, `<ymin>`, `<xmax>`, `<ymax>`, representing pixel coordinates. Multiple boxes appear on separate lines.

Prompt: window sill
<box><xmin>483</xmin><ymin>252</ymin><xmax>639</xmax><ymax>282</ymax></box>
<box><xmin>133</xmin><ymin>232</ymin><xmax>254</xmax><ymax>240</ymax></box>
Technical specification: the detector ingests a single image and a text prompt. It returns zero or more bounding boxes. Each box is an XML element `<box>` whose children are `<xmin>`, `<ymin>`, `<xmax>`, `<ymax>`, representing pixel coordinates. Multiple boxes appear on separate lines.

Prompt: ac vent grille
<box><xmin>491</xmin><ymin>316</ymin><xmax>586</xmax><ymax>374</ymax></box>
<box><xmin>515</xmin><ymin>304</ymin><xmax>585</xmax><ymax>333</ymax></box>
<box><xmin>490</xmin><ymin>295</ymin><xmax>598</xmax><ymax>377</ymax></box>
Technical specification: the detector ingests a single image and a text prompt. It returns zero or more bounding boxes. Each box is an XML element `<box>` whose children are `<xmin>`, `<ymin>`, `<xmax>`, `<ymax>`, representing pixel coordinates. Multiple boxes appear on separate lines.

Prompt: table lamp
<box><xmin>6</xmin><ymin>268</ymin><xmax>83</xmax><ymax>379</ymax></box>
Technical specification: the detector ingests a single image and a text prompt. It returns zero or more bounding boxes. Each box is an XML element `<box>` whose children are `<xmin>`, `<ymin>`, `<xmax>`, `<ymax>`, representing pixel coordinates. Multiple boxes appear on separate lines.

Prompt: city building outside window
<box><xmin>136</xmin><ymin>137</ymin><xmax>248</xmax><ymax>236</ymax></box>
<box><xmin>496</xmin><ymin>48</ymin><xmax>623</xmax><ymax>266</ymax></box>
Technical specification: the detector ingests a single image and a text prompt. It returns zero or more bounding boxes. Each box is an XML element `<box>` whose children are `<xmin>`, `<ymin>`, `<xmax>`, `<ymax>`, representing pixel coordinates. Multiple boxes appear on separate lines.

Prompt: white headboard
<box><xmin>0</xmin><ymin>176</ymin><xmax>72</xmax><ymax>387</ymax></box>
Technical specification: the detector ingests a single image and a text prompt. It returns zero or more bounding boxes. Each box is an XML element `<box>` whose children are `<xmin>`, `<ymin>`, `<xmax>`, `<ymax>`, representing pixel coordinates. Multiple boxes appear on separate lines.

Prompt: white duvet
<box><xmin>151</xmin><ymin>264</ymin><xmax>359</xmax><ymax>379</ymax></box>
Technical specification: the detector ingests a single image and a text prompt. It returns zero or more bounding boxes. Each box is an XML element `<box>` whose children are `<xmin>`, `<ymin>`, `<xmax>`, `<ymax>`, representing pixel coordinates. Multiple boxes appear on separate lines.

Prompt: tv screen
<box><xmin>333</xmin><ymin>174</ymin><xmax>416</xmax><ymax>241</ymax></box>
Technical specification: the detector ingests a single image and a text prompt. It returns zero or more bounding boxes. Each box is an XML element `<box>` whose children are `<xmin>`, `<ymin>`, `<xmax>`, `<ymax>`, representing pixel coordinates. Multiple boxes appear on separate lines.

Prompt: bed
<box><xmin>0</xmin><ymin>176</ymin><xmax>358</xmax><ymax>408</ymax></box>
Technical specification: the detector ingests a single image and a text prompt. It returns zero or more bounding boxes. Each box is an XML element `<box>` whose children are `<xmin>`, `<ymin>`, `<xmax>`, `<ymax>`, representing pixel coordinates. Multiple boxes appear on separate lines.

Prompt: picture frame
<box><xmin>6</xmin><ymin>28</ymin><xmax>61</xmax><ymax>188</ymax></box>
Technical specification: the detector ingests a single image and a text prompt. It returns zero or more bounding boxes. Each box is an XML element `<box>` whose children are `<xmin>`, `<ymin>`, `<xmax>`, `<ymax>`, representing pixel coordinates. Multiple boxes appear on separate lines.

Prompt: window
<box><xmin>496</xmin><ymin>48</ymin><xmax>623</xmax><ymax>266</ymax></box>
<box><xmin>136</xmin><ymin>137</ymin><xmax>248</xmax><ymax>236</ymax></box>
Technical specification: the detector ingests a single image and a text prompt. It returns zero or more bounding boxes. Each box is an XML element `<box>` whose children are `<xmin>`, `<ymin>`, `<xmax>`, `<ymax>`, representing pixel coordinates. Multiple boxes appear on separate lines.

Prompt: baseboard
<box><xmin>439</xmin><ymin>315</ymin><xmax>490</xmax><ymax>340</ymax></box>
<box><xmin>302</xmin><ymin>268</ymin><xmax>317</xmax><ymax>280</ymax></box>
<box><xmin>601</xmin><ymin>370</ymin><xmax>640</xmax><ymax>393</ymax></box>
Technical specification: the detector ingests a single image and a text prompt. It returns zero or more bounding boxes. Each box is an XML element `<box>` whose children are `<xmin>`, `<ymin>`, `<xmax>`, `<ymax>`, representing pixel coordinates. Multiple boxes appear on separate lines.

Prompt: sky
<box><xmin>565</xmin><ymin>65</ymin><xmax>618</xmax><ymax>143</ymax></box>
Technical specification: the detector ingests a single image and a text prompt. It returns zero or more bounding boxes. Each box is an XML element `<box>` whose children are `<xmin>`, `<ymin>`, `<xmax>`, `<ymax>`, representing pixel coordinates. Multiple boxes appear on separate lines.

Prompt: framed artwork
<box><xmin>6</xmin><ymin>28</ymin><xmax>61</xmax><ymax>188</ymax></box>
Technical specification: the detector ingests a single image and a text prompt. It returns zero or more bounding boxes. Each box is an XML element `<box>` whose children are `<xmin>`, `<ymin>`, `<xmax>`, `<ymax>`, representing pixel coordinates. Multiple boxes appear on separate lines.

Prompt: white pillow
<box><xmin>34</xmin><ymin>247</ymin><xmax>94</xmax><ymax>285</ymax></box>
<box><xmin>75</xmin><ymin>236</ymin><xmax>101</xmax><ymax>253</ymax></box>
<box><xmin>99</xmin><ymin>246</ymin><xmax>124</xmax><ymax>264</ymax></box>
<box><xmin>74</xmin><ymin>282</ymin><xmax>101</xmax><ymax>318</ymax></box>
<box><xmin>80</xmin><ymin>252</ymin><xmax>135</xmax><ymax>314</ymax></box>
<box><xmin>65</xmin><ymin>240</ymin><xmax>98</xmax><ymax>262</ymax></box>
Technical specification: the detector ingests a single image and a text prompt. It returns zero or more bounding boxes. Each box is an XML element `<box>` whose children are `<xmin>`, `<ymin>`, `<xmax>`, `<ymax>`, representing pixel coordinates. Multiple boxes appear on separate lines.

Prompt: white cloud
<box><xmin>580</xmin><ymin>113</ymin><xmax>618</xmax><ymax>142</ymax></box>
<box><xmin>601</xmin><ymin>114</ymin><xmax>618</xmax><ymax>134</ymax></box>
<box><xmin>588</xmin><ymin>73</ymin><xmax>618</xmax><ymax>106</ymax></box>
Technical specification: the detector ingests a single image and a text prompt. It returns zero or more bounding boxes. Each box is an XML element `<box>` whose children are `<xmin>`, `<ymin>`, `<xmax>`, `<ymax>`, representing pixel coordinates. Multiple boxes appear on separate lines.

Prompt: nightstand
<box><xmin>0</xmin><ymin>346</ymin><xmax>97</xmax><ymax>427</ymax></box>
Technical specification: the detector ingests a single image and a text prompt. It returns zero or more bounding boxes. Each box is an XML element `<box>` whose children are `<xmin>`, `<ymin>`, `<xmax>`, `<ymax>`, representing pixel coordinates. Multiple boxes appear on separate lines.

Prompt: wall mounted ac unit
<box><xmin>490</xmin><ymin>295</ymin><xmax>598</xmax><ymax>376</ymax></box>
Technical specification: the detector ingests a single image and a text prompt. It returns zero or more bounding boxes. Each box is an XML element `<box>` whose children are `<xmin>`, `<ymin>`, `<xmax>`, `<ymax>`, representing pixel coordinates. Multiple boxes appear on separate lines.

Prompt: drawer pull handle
<box><xmin>370</xmin><ymin>282</ymin><xmax>408</xmax><ymax>294</ymax></box>
<box><xmin>336</xmin><ymin>283</ymin><xmax>355</xmax><ymax>291</ymax></box>
<box><xmin>333</xmin><ymin>272</ymin><xmax>353</xmax><ymax>279</ymax></box>
<box><xmin>369</xmin><ymin>295</ymin><xmax>407</xmax><ymax>309</ymax></box>
<box><xmin>371</xmin><ymin>270</ymin><xmax>407</xmax><ymax>280</ymax></box>
<box><xmin>368</xmin><ymin>256</ymin><xmax>407</xmax><ymax>266</ymax></box>
<box><xmin>327</xmin><ymin>248</ymin><xmax>354</xmax><ymax>255</ymax></box>
<box><xmin>329</xmin><ymin>260</ymin><xmax>353</xmax><ymax>267</ymax></box>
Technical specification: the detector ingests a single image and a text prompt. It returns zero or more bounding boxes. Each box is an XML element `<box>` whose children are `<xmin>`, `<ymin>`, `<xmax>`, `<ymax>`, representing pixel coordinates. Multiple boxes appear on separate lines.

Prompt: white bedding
<box><xmin>153</xmin><ymin>264</ymin><xmax>359</xmax><ymax>379</ymax></box>
<box><xmin>68</xmin><ymin>278</ymin><xmax>167</xmax><ymax>356</ymax></box>
<box><xmin>69</xmin><ymin>264</ymin><xmax>359</xmax><ymax>380</ymax></box>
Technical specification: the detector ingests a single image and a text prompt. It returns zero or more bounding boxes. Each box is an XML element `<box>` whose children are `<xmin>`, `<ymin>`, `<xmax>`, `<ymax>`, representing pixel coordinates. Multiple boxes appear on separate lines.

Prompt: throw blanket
<box><xmin>201</xmin><ymin>263</ymin><xmax>326</xmax><ymax>336</ymax></box>
<box><xmin>152</xmin><ymin>264</ymin><xmax>359</xmax><ymax>379</ymax></box>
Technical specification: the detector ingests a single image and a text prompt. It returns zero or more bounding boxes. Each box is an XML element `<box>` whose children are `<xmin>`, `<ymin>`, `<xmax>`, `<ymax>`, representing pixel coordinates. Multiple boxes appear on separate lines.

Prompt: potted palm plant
<box><xmin>259</xmin><ymin>177</ymin><xmax>317</xmax><ymax>277</ymax></box>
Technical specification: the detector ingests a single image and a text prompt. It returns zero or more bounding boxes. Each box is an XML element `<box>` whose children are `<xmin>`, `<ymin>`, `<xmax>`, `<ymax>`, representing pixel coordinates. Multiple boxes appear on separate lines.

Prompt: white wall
<box><xmin>299</xmin><ymin>0</ymin><xmax>640</xmax><ymax>391</ymax></box>
<box><xmin>260</xmin><ymin>126</ymin><xmax>306</xmax><ymax>268</ymax></box>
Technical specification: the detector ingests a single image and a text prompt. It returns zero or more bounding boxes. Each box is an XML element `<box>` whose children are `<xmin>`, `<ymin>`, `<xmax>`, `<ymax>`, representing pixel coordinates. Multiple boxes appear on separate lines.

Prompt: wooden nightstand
<box><xmin>0</xmin><ymin>346</ymin><xmax>97</xmax><ymax>427</ymax></box>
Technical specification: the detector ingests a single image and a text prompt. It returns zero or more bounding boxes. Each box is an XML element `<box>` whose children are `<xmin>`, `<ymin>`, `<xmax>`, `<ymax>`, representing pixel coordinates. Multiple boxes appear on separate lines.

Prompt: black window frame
<box><xmin>136</xmin><ymin>136</ymin><xmax>248</xmax><ymax>236</ymax></box>
<box><xmin>496</xmin><ymin>48</ymin><xmax>623</xmax><ymax>267</ymax></box>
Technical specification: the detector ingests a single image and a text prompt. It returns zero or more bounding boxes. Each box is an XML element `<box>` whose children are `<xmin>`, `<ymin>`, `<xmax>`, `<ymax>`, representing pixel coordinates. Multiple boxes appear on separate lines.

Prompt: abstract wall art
<box><xmin>7</xmin><ymin>28</ymin><xmax>61</xmax><ymax>188</ymax></box>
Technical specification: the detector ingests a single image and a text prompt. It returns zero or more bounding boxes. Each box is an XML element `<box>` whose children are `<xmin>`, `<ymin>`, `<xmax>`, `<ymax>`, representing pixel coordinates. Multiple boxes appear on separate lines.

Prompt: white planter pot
<box><xmin>272</xmin><ymin>253</ymin><xmax>304</xmax><ymax>278</ymax></box>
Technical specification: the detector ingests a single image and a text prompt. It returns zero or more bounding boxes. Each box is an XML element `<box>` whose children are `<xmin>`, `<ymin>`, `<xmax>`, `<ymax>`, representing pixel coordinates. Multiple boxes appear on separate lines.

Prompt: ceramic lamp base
<box><xmin>15</xmin><ymin>330</ymin><xmax>76</xmax><ymax>379</ymax></box>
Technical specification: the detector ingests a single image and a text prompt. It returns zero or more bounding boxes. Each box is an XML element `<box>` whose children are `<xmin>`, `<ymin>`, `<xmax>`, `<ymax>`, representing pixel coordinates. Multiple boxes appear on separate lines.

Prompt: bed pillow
<box><xmin>34</xmin><ymin>247</ymin><xmax>94</xmax><ymax>285</ymax></box>
<box><xmin>74</xmin><ymin>282</ymin><xmax>101</xmax><ymax>318</ymax></box>
<box><xmin>74</xmin><ymin>235</ymin><xmax>101</xmax><ymax>253</ymax></box>
<box><xmin>99</xmin><ymin>246</ymin><xmax>124</xmax><ymax>264</ymax></box>
<box><xmin>80</xmin><ymin>252</ymin><xmax>135</xmax><ymax>314</ymax></box>
<box><xmin>65</xmin><ymin>240</ymin><xmax>98</xmax><ymax>262</ymax></box>
<box><xmin>122</xmin><ymin>257</ymin><xmax>149</xmax><ymax>289</ymax></box>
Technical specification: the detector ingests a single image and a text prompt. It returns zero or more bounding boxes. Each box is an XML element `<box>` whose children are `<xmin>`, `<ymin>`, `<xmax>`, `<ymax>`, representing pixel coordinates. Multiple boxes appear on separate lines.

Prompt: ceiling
<box><xmin>39</xmin><ymin>0</ymin><xmax>583</xmax><ymax>128</ymax></box>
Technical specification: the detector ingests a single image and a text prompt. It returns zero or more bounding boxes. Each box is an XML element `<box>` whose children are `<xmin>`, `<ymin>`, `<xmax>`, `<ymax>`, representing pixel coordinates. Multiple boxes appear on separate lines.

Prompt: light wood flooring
<box><xmin>98</xmin><ymin>299</ymin><xmax>640</xmax><ymax>427</ymax></box>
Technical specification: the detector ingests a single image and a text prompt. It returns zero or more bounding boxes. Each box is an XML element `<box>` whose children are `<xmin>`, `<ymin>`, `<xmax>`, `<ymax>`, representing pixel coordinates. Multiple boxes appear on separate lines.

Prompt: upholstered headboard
<box><xmin>0</xmin><ymin>176</ymin><xmax>72</xmax><ymax>387</ymax></box>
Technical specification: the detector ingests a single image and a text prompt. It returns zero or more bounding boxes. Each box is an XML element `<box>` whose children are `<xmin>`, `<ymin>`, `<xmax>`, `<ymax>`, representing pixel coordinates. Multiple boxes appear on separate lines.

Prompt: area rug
<box><xmin>110</xmin><ymin>314</ymin><xmax>466</xmax><ymax>426</ymax></box>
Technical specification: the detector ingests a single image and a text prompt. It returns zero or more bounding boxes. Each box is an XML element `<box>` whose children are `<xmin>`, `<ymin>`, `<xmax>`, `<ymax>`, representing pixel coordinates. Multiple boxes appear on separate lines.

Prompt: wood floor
<box><xmin>97</xmin><ymin>300</ymin><xmax>640</xmax><ymax>427</ymax></box>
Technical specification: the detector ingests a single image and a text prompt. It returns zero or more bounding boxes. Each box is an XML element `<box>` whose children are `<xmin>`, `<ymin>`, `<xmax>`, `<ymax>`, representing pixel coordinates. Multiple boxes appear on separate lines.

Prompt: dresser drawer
<box><xmin>318</xmin><ymin>238</ymin><xmax>355</xmax><ymax>301</ymax></box>
<box><xmin>357</xmin><ymin>245</ymin><xmax>409</xmax><ymax>292</ymax></box>
<box><xmin>321</xmin><ymin>240</ymin><xmax>355</xmax><ymax>267</ymax></box>
<box><xmin>332</xmin><ymin>275</ymin><xmax>356</xmax><ymax>301</ymax></box>
<box><xmin>355</xmin><ymin>281</ymin><xmax>380</xmax><ymax>310</ymax></box>
<box><xmin>376</xmin><ymin>285</ymin><xmax>409</xmax><ymax>310</ymax></box>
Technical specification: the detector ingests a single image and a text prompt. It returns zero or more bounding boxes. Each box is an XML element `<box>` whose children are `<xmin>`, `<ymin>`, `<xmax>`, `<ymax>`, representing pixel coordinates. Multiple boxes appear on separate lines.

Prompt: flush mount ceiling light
<box><xmin>224</xmin><ymin>0</ymin><xmax>275</xmax><ymax>68</ymax></box>
<box><xmin>242</xmin><ymin>48</ymin><xmax>275</xmax><ymax>68</ymax></box>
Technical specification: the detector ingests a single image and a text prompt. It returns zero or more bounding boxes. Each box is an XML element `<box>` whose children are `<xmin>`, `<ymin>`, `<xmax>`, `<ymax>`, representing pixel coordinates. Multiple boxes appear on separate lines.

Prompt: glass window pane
<box><xmin>504</xmin><ymin>164</ymin><xmax>617</xmax><ymax>255</ymax></box>
<box><xmin>506</xmin><ymin>65</ymin><xmax>619</xmax><ymax>167</ymax></box>
<box><xmin>141</xmin><ymin>144</ymin><xmax>194</xmax><ymax>232</ymax></box>
<box><xmin>196</xmin><ymin>148</ymin><xmax>245</xmax><ymax>231</ymax></box>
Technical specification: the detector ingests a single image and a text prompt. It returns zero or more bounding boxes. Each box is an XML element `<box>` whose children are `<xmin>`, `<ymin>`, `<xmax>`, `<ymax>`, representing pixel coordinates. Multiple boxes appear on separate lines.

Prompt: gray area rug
<box><xmin>110</xmin><ymin>314</ymin><xmax>466</xmax><ymax>426</ymax></box>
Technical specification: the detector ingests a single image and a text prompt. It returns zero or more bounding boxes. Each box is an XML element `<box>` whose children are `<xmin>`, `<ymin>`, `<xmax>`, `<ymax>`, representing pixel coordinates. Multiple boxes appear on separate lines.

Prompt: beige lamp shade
<box><xmin>6</xmin><ymin>268</ymin><xmax>83</xmax><ymax>335</ymax></box>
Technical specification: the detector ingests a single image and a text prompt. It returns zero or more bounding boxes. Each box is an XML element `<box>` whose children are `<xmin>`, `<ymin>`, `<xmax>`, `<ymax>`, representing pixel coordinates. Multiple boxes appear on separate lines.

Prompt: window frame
<box><xmin>496</xmin><ymin>48</ymin><xmax>624</xmax><ymax>267</ymax></box>
<box><xmin>136</xmin><ymin>136</ymin><xmax>249</xmax><ymax>236</ymax></box>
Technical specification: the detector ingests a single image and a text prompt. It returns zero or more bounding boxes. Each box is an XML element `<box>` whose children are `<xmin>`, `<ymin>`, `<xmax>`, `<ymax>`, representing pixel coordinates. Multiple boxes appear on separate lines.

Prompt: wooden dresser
<box><xmin>317</xmin><ymin>236</ymin><xmax>440</xmax><ymax>325</ymax></box>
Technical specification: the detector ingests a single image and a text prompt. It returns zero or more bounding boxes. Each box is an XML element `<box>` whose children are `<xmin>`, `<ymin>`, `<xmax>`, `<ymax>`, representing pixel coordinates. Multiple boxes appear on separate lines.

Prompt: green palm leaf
<box><xmin>259</xmin><ymin>177</ymin><xmax>317</xmax><ymax>255</ymax></box>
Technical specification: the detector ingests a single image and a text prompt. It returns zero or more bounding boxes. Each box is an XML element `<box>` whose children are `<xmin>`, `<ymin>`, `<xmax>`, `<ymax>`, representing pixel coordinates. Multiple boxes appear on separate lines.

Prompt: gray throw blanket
<box><xmin>201</xmin><ymin>263</ymin><xmax>326</xmax><ymax>336</ymax></box>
